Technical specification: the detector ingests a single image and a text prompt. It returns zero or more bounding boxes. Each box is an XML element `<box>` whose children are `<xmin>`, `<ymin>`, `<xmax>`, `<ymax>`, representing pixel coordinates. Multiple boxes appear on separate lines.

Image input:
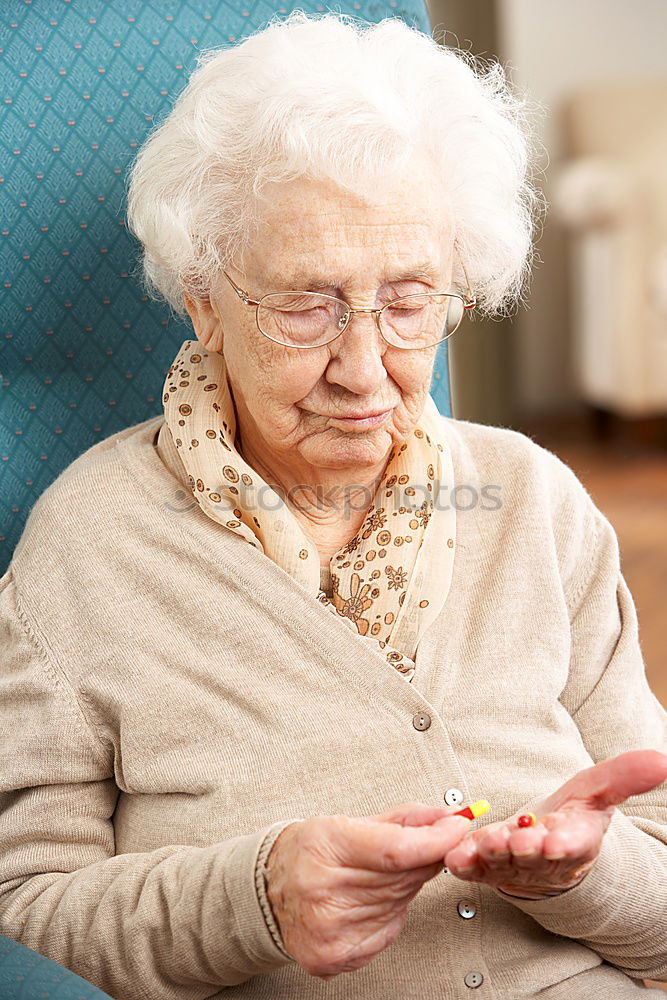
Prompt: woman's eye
<box><xmin>387</xmin><ymin>304</ymin><xmax>424</xmax><ymax>316</ymax></box>
<box><xmin>279</xmin><ymin>305</ymin><xmax>318</xmax><ymax>314</ymax></box>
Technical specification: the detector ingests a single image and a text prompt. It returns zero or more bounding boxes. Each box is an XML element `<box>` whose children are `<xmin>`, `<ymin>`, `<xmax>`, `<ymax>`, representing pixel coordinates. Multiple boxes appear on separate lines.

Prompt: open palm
<box><xmin>443</xmin><ymin>749</ymin><xmax>667</xmax><ymax>899</ymax></box>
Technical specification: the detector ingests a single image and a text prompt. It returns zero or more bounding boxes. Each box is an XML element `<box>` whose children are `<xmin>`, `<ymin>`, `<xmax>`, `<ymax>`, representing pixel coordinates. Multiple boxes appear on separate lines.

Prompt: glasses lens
<box><xmin>258</xmin><ymin>292</ymin><xmax>346</xmax><ymax>347</ymax></box>
<box><xmin>380</xmin><ymin>294</ymin><xmax>465</xmax><ymax>349</ymax></box>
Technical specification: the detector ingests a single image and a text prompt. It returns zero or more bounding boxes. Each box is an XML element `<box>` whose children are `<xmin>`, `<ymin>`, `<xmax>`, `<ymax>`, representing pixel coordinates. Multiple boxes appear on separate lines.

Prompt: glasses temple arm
<box><xmin>458</xmin><ymin>258</ymin><xmax>477</xmax><ymax>308</ymax></box>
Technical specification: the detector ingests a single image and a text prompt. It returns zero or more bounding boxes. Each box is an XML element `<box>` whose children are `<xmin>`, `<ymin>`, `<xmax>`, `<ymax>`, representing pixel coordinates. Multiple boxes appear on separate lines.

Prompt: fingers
<box><xmin>475</xmin><ymin>824</ymin><xmax>512</xmax><ymax>867</ymax></box>
<box><xmin>445</xmin><ymin>824</ymin><xmax>508</xmax><ymax>875</ymax></box>
<box><xmin>494</xmin><ymin>813</ymin><xmax>600</xmax><ymax>867</ymax></box>
<box><xmin>538</xmin><ymin>811</ymin><xmax>603</xmax><ymax>862</ymax></box>
<box><xmin>359</xmin><ymin>801</ymin><xmax>465</xmax><ymax>828</ymax></box>
<box><xmin>339</xmin><ymin>811</ymin><xmax>473</xmax><ymax>873</ymax></box>
<box><xmin>546</xmin><ymin>749</ymin><xmax>667</xmax><ymax>813</ymax></box>
<box><xmin>445</xmin><ymin>809</ymin><xmax>606</xmax><ymax>892</ymax></box>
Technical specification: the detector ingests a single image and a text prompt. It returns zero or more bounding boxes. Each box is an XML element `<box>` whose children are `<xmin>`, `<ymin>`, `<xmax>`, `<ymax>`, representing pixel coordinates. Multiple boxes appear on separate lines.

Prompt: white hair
<box><xmin>125</xmin><ymin>10</ymin><xmax>545</xmax><ymax>320</ymax></box>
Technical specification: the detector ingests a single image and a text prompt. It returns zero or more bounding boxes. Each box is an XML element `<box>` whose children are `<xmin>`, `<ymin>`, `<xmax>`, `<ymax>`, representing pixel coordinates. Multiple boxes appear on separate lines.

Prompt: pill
<box><xmin>454</xmin><ymin>799</ymin><xmax>491</xmax><ymax>821</ymax></box>
<box><xmin>517</xmin><ymin>812</ymin><xmax>536</xmax><ymax>828</ymax></box>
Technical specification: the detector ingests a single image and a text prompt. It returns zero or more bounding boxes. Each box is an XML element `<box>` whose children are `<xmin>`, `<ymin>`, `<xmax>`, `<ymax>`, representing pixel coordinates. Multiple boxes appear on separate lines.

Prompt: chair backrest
<box><xmin>0</xmin><ymin>932</ymin><xmax>113</xmax><ymax>999</ymax></box>
<box><xmin>0</xmin><ymin>0</ymin><xmax>451</xmax><ymax>576</ymax></box>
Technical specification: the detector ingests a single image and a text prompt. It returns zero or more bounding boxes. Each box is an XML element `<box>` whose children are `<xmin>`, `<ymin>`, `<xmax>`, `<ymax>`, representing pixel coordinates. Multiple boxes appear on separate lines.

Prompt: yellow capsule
<box><xmin>454</xmin><ymin>799</ymin><xmax>491</xmax><ymax>820</ymax></box>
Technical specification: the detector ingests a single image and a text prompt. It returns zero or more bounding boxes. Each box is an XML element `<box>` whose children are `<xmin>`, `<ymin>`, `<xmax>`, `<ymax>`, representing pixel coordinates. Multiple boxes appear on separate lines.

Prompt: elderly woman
<box><xmin>0</xmin><ymin>11</ymin><xmax>666</xmax><ymax>1000</ymax></box>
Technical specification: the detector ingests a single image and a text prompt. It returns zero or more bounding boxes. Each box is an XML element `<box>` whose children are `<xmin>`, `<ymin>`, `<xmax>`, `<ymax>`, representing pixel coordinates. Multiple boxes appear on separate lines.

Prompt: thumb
<box><xmin>339</xmin><ymin>811</ymin><xmax>473</xmax><ymax>874</ymax></box>
<box><xmin>545</xmin><ymin>749</ymin><xmax>667</xmax><ymax>814</ymax></box>
<box><xmin>358</xmin><ymin>801</ymin><xmax>465</xmax><ymax>827</ymax></box>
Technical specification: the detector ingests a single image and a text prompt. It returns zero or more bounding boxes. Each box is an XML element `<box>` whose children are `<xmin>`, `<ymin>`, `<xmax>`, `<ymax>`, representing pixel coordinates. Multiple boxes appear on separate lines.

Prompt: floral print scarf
<box><xmin>162</xmin><ymin>340</ymin><xmax>456</xmax><ymax>683</ymax></box>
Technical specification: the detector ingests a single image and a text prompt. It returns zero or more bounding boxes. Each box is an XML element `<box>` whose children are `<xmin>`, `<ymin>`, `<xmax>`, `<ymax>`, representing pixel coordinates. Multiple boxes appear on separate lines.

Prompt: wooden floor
<box><xmin>517</xmin><ymin>414</ymin><xmax>667</xmax><ymax>994</ymax></box>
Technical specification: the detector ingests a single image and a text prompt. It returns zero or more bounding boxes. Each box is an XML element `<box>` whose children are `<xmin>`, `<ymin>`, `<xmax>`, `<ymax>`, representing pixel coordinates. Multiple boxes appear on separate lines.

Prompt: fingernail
<box><xmin>544</xmin><ymin>851</ymin><xmax>565</xmax><ymax>860</ymax></box>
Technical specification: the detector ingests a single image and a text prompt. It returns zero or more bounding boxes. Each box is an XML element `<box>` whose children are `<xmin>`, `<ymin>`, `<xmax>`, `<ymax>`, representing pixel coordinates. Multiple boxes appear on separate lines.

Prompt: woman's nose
<box><xmin>326</xmin><ymin>311</ymin><xmax>388</xmax><ymax>395</ymax></box>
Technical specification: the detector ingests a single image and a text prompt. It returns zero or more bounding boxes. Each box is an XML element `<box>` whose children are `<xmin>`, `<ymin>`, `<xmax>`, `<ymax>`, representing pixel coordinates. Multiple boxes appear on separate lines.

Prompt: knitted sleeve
<box><xmin>0</xmin><ymin>568</ymin><xmax>298</xmax><ymax>1000</ymax></box>
<box><xmin>496</xmin><ymin>456</ymin><xmax>667</xmax><ymax>983</ymax></box>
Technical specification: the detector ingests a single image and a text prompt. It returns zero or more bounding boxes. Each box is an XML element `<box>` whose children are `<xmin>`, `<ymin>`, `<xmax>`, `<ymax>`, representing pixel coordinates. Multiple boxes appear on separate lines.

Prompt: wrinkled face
<box><xmin>193</xmin><ymin>156</ymin><xmax>454</xmax><ymax>480</ymax></box>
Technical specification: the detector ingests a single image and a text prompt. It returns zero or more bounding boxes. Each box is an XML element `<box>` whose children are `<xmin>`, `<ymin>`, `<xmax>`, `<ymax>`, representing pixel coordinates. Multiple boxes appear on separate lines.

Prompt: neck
<box><xmin>236</xmin><ymin>434</ymin><xmax>390</xmax><ymax>563</ymax></box>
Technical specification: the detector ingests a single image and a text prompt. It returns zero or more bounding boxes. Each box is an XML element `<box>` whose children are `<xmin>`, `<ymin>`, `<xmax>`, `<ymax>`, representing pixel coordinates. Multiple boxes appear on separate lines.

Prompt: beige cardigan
<box><xmin>0</xmin><ymin>411</ymin><xmax>665</xmax><ymax>1000</ymax></box>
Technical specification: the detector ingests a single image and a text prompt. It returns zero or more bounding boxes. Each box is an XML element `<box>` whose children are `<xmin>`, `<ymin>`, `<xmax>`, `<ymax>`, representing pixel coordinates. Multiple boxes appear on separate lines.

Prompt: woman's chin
<box><xmin>301</xmin><ymin>428</ymin><xmax>393</xmax><ymax>468</ymax></box>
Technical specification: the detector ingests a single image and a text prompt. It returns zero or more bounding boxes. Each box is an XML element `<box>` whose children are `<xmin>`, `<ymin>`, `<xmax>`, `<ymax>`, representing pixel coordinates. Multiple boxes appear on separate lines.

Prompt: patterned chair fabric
<box><xmin>1</xmin><ymin>0</ymin><xmax>451</xmax><ymax>578</ymax></box>
<box><xmin>0</xmin><ymin>934</ymin><xmax>114</xmax><ymax>999</ymax></box>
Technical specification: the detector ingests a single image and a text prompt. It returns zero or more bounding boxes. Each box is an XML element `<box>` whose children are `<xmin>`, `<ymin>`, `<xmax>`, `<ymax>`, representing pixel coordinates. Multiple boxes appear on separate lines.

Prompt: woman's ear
<box><xmin>182</xmin><ymin>288</ymin><xmax>224</xmax><ymax>353</ymax></box>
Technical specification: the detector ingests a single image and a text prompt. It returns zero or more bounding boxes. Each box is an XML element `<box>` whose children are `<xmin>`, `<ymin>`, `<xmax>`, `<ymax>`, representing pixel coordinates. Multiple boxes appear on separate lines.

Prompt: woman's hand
<box><xmin>444</xmin><ymin>749</ymin><xmax>667</xmax><ymax>900</ymax></box>
<box><xmin>264</xmin><ymin>802</ymin><xmax>473</xmax><ymax>980</ymax></box>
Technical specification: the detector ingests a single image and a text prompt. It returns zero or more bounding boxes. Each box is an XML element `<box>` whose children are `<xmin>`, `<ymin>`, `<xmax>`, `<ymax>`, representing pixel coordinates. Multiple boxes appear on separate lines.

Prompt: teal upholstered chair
<box><xmin>0</xmin><ymin>935</ymin><xmax>114</xmax><ymax>1000</ymax></box>
<box><xmin>0</xmin><ymin>1</ymin><xmax>448</xmax><ymax>996</ymax></box>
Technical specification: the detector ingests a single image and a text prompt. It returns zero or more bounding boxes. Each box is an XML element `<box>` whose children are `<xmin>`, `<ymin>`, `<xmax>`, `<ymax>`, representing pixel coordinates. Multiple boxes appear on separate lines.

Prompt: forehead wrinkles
<box><xmin>272</xmin><ymin>260</ymin><xmax>441</xmax><ymax>292</ymax></box>
<box><xmin>267</xmin><ymin>228</ymin><xmax>447</xmax><ymax>286</ymax></box>
<box><xmin>263</xmin><ymin>207</ymin><xmax>446</xmax><ymax>254</ymax></box>
<box><xmin>251</xmin><ymin>186</ymin><xmax>452</xmax><ymax>286</ymax></box>
<box><xmin>273</xmin><ymin>207</ymin><xmax>440</xmax><ymax>235</ymax></box>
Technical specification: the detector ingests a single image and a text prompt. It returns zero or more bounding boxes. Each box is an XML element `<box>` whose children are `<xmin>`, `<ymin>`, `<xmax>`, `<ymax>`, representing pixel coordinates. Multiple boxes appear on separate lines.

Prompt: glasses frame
<box><xmin>219</xmin><ymin>255</ymin><xmax>477</xmax><ymax>351</ymax></box>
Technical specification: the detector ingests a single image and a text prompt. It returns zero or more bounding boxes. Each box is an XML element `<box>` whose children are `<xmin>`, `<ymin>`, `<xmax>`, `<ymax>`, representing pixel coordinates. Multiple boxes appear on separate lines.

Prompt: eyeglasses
<box><xmin>219</xmin><ymin>256</ymin><xmax>476</xmax><ymax>351</ymax></box>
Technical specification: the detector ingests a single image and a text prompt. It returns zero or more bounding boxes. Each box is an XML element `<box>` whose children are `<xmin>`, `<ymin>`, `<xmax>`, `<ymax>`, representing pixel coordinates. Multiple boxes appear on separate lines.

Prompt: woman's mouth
<box><xmin>329</xmin><ymin>409</ymin><xmax>392</xmax><ymax>430</ymax></box>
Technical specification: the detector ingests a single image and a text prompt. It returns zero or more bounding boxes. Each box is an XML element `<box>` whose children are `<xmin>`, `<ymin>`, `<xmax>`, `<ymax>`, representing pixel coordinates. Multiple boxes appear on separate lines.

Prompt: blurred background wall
<box><xmin>426</xmin><ymin>9</ymin><xmax>667</xmax><ymax>988</ymax></box>
<box><xmin>429</xmin><ymin>0</ymin><xmax>667</xmax><ymax>425</ymax></box>
<box><xmin>498</xmin><ymin>0</ymin><xmax>667</xmax><ymax>418</ymax></box>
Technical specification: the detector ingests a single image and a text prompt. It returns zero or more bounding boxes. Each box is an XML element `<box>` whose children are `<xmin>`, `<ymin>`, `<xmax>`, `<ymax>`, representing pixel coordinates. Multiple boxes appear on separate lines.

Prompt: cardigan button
<box><xmin>444</xmin><ymin>787</ymin><xmax>464</xmax><ymax>806</ymax></box>
<box><xmin>464</xmin><ymin>971</ymin><xmax>484</xmax><ymax>988</ymax></box>
<box><xmin>412</xmin><ymin>712</ymin><xmax>431</xmax><ymax>731</ymax></box>
<box><xmin>457</xmin><ymin>900</ymin><xmax>477</xmax><ymax>919</ymax></box>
